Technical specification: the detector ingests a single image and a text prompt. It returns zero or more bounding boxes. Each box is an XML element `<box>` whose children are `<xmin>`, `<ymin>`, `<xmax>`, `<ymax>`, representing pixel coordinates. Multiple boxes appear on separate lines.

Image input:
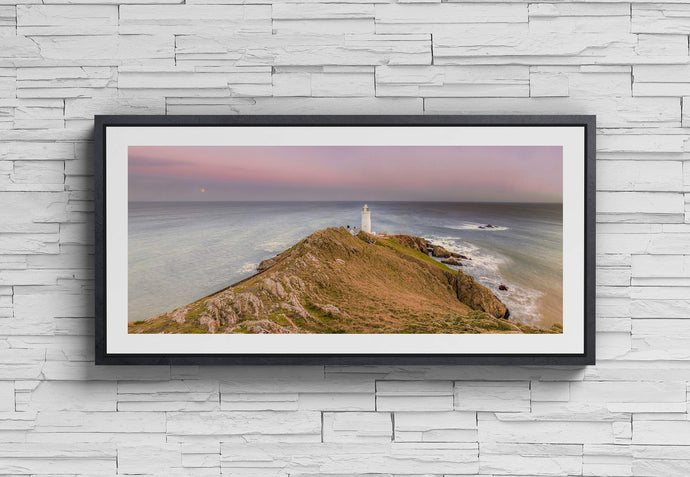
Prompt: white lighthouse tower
<box><xmin>361</xmin><ymin>204</ymin><xmax>371</xmax><ymax>234</ymax></box>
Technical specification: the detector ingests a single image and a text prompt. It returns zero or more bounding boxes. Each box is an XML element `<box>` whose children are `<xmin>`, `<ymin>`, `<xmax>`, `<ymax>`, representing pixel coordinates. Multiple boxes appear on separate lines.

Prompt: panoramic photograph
<box><xmin>127</xmin><ymin>145</ymin><xmax>564</xmax><ymax>335</ymax></box>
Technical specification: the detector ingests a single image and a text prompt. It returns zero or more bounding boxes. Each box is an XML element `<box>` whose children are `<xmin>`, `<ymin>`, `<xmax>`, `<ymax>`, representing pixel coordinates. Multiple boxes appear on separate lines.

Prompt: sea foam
<box><xmin>238</xmin><ymin>262</ymin><xmax>258</xmax><ymax>274</ymax></box>
<box><xmin>425</xmin><ymin>235</ymin><xmax>543</xmax><ymax>327</ymax></box>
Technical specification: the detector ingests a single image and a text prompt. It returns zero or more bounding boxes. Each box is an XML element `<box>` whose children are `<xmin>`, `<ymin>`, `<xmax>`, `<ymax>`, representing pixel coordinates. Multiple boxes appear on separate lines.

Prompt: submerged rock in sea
<box><xmin>499</xmin><ymin>284</ymin><xmax>509</xmax><ymax>291</ymax></box>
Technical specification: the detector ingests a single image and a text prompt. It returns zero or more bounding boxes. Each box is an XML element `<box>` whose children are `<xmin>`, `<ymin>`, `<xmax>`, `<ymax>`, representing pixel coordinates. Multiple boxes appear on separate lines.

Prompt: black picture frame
<box><xmin>94</xmin><ymin>114</ymin><xmax>596</xmax><ymax>366</ymax></box>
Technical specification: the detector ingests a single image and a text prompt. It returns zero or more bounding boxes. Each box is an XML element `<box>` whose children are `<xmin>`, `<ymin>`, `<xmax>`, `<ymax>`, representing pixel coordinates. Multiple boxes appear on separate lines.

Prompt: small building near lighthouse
<box><xmin>361</xmin><ymin>204</ymin><xmax>371</xmax><ymax>233</ymax></box>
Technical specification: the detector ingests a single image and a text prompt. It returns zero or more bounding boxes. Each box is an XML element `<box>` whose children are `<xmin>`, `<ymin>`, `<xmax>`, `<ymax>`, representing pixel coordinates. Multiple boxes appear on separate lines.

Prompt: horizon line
<box><xmin>128</xmin><ymin>199</ymin><xmax>564</xmax><ymax>205</ymax></box>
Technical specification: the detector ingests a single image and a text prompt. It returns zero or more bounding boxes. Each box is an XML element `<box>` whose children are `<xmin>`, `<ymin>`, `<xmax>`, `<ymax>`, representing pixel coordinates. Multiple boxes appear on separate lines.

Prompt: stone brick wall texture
<box><xmin>0</xmin><ymin>0</ymin><xmax>689</xmax><ymax>475</ymax></box>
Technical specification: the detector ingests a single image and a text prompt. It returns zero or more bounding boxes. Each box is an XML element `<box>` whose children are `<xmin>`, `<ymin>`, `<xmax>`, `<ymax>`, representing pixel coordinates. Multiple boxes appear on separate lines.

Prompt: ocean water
<box><xmin>128</xmin><ymin>201</ymin><xmax>563</xmax><ymax>328</ymax></box>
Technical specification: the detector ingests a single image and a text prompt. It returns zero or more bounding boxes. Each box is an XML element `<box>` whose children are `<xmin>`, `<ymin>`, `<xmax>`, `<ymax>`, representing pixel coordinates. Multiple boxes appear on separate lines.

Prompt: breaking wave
<box><xmin>425</xmin><ymin>235</ymin><xmax>543</xmax><ymax>327</ymax></box>
<box><xmin>238</xmin><ymin>262</ymin><xmax>258</xmax><ymax>274</ymax></box>
<box><xmin>257</xmin><ymin>239</ymin><xmax>290</xmax><ymax>253</ymax></box>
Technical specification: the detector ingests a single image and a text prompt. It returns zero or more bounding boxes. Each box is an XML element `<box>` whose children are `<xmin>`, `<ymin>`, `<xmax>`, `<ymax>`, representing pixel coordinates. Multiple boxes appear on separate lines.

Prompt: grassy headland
<box><xmin>130</xmin><ymin>227</ymin><xmax>558</xmax><ymax>334</ymax></box>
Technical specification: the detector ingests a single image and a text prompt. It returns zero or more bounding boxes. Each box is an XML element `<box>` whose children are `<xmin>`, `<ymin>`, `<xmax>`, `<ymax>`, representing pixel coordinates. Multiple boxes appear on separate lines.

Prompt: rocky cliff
<box><xmin>130</xmin><ymin>227</ymin><xmax>553</xmax><ymax>334</ymax></box>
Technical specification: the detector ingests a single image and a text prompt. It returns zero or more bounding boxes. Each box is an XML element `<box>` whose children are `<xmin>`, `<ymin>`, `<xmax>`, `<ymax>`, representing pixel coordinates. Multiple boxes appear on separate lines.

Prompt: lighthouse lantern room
<box><xmin>361</xmin><ymin>204</ymin><xmax>371</xmax><ymax>233</ymax></box>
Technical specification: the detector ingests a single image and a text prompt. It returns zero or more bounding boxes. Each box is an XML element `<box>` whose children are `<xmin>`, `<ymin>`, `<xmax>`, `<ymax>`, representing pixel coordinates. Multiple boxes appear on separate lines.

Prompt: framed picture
<box><xmin>95</xmin><ymin>115</ymin><xmax>595</xmax><ymax>365</ymax></box>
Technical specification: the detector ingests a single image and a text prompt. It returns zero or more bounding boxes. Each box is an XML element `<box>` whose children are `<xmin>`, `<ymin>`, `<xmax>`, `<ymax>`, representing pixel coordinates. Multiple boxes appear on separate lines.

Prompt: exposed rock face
<box><xmin>388</xmin><ymin>234</ymin><xmax>428</xmax><ymax>254</ymax></box>
<box><xmin>256</xmin><ymin>257</ymin><xmax>276</xmax><ymax>272</ymax></box>
<box><xmin>431</xmin><ymin>245</ymin><xmax>452</xmax><ymax>258</ymax></box>
<box><xmin>130</xmin><ymin>227</ymin><xmax>546</xmax><ymax>335</ymax></box>
<box><xmin>449</xmin><ymin>272</ymin><xmax>509</xmax><ymax>320</ymax></box>
<box><xmin>442</xmin><ymin>258</ymin><xmax>462</xmax><ymax>266</ymax></box>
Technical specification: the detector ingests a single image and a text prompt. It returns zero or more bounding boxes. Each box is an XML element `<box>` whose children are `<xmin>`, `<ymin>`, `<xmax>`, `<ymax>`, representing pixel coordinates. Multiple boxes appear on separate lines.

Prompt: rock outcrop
<box><xmin>388</xmin><ymin>234</ymin><xmax>429</xmax><ymax>253</ymax></box>
<box><xmin>449</xmin><ymin>272</ymin><xmax>509</xmax><ymax>320</ymax></box>
<box><xmin>431</xmin><ymin>245</ymin><xmax>452</xmax><ymax>258</ymax></box>
<box><xmin>442</xmin><ymin>258</ymin><xmax>463</xmax><ymax>266</ymax></box>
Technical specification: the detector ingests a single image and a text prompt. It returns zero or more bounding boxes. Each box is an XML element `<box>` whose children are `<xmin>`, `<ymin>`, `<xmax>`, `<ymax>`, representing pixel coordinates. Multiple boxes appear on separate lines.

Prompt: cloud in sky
<box><xmin>129</xmin><ymin>145</ymin><xmax>563</xmax><ymax>203</ymax></box>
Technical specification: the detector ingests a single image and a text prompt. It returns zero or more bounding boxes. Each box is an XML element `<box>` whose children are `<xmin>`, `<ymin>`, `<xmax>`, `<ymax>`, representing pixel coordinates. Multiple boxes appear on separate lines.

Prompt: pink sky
<box><xmin>129</xmin><ymin>145</ymin><xmax>563</xmax><ymax>202</ymax></box>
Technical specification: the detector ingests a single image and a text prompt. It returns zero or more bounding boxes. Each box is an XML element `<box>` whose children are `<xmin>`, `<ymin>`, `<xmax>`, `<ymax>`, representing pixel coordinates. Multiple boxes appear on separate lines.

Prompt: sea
<box><xmin>128</xmin><ymin>201</ymin><xmax>563</xmax><ymax>328</ymax></box>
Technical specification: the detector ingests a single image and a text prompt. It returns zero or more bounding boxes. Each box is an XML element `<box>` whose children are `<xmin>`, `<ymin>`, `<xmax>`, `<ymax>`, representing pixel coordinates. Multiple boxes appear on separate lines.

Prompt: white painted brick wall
<box><xmin>0</xmin><ymin>0</ymin><xmax>688</xmax><ymax>473</ymax></box>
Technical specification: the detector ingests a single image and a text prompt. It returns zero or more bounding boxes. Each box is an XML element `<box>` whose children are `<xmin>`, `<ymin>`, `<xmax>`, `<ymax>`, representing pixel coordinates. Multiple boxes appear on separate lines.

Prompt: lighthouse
<box><xmin>361</xmin><ymin>204</ymin><xmax>371</xmax><ymax>233</ymax></box>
